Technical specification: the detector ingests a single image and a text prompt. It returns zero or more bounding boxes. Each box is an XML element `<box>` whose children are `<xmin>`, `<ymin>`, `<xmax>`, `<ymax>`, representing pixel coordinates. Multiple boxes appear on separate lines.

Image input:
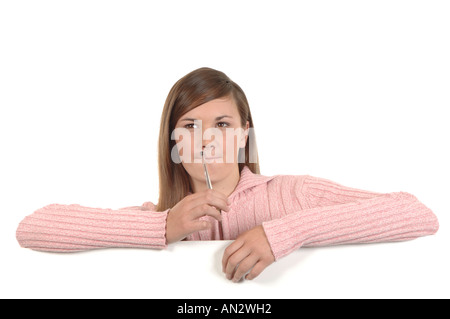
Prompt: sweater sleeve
<box><xmin>16</xmin><ymin>202</ymin><xmax>169</xmax><ymax>252</ymax></box>
<box><xmin>262</xmin><ymin>176</ymin><xmax>439</xmax><ymax>260</ymax></box>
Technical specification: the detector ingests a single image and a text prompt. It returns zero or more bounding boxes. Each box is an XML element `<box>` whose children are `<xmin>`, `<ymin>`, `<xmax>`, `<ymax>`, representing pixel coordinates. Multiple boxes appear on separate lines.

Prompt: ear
<box><xmin>239</xmin><ymin>121</ymin><xmax>250</xmax><ymax>149</ymax></box>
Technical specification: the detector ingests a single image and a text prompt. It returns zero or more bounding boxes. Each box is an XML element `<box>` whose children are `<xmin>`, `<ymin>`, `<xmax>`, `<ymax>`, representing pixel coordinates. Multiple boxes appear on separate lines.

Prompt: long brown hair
<box><xmin>156</xmin><ymin>67</ymin><xmax>260</xmax><ymax>211</ymax></box>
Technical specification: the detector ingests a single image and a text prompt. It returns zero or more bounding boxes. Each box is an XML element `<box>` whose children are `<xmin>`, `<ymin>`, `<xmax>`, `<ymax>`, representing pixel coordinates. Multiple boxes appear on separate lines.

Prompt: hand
<box><xmin>165</xmin><ymin>189</ymin><xmax>230</xmax><ymax>244</ymax></box>
<box><xmin>222</xmin><ymin>225</ymin><xmax>275</xmax><ymax>282</ymax></box>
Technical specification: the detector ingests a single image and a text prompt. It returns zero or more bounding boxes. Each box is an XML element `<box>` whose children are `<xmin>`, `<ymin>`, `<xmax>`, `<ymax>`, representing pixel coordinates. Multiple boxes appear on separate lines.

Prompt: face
<box><xmin>173</xmin><ymin>97</ymin><xmax>249</xmax><ymax>187</ymax></box>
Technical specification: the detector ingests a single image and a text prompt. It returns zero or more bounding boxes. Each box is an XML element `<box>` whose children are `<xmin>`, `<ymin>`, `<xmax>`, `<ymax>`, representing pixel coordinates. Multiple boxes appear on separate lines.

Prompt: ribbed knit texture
<box><xmin>16</xmin><ymin>203</ymin><xmax>169</xmax><ymax>252</ymax></box>
<box><xmin>16</xmin><ymin>167</ymin><xmax>439</xmax><ymax>258</ymax></box>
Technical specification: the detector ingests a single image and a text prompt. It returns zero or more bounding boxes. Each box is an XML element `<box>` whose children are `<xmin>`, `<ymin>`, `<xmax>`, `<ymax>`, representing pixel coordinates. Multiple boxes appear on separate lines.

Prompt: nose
<box><xmin>200</xmin><ymin>126</ymin><xmax>216</xmax><ymax>152</ymax></box>
<box><xmin>193</xmin><ymin>124</ymin><xmax>222</xmax><ymax>159</ymax></box>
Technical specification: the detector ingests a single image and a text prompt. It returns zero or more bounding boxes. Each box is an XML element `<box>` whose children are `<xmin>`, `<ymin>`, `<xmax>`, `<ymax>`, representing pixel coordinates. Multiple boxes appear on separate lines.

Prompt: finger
<box><xmin>245</xmin><ymin>260</ymin><xmax>270</xmax><ymax>281</ymax></box>
<box><xmin>191</xmin><ymin>190</ymin><xmax>230</xmax><ymax>212</ymax></box>
<box><xmin>205</xmin><ymin>189</ymin><xmax>231</xmax><ymax>205</ymax></box>
<box><xmin>188</xmin><ymin>189</ymin><xmax>230</xmax><ymax>205</ymax></box>
<box><xmin>222</xmin><ymin>239</ymin><xmax>244</xmax><ymax>272</ymax></box>
<box><xmin>232</xmin><ymin>254</ymin><xmax>259</xmax><ymax>282</ymax></box>
<box><xmin>190</xmin><ymin>203</ymin><xmax>222</xmax><ymax>222</ymax></box>
<box><xmin>224</xmin><ymin>245</ymin><xmax>251</xmax><ymax>280</ymax></box>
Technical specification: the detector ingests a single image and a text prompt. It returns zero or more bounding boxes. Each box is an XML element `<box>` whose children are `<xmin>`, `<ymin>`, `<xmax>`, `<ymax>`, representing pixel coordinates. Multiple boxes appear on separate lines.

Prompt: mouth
<box><xmin>203</xmin><ymin>156</ymin><xmax>223</xmax><ymax>162</ymax></box>
<box><xmin>198</xmin><ymin>151</ymin><xmax>222</xmax><ymax>160</ymax></box>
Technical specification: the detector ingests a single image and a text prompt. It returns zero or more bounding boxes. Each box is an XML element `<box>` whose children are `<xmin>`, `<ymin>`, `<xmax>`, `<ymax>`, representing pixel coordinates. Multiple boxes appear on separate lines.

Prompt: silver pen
<box><xmin>201</xmin><ymin>150</ymin><xmax>223</xmax><ymax>239</ymax></box>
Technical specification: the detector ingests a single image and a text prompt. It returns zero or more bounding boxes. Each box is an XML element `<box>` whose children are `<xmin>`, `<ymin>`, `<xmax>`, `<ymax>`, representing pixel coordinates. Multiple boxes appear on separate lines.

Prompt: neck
<box><xmin>191</xmin><ymin>165</ymin><xmax>241</xmax><ymax>197</ymax></box>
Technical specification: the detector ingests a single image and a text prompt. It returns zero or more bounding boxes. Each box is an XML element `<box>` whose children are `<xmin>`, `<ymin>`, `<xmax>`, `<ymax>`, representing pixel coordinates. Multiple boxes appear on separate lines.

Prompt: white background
<box><xmin>1</xmin><ymin>0</ymin><xmax>449</xmax><ymax>298</ymax></box>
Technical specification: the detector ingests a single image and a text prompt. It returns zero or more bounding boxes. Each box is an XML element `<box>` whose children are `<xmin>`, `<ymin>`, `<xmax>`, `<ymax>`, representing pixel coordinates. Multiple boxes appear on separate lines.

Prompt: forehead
<box><xmin>181</xmin><ymin>98</ymin><xmax>239</xmax><ymax>119</ymax></box>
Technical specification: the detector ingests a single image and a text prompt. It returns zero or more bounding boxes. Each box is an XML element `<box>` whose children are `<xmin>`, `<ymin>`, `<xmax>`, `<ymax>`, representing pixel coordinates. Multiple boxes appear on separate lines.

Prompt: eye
<box><xmin>184</xmin><ymin>123</ymin><xmax>198</xmax><ymax>129</ymax></box>
<box><xmin>217</xmin><ymin>122</ymin><xmax>230</xmax><ymax>128</ymax></box>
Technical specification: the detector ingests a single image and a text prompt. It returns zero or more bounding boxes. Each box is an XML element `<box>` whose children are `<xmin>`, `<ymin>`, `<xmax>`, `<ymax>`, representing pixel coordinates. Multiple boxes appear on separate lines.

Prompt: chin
<box><xmin>206</xmin><ymin>162</ymin><xmax>237</xmax><ymax>178</ymax></box>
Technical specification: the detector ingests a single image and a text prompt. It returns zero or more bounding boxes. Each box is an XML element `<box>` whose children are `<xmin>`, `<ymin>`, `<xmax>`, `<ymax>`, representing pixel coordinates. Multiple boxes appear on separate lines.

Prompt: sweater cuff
<box><xmin>134</xmin><ymin>208</ymin><xmax>170</xmax><ymax>249</ymax></box>
<box><xmin>262</xmin><ymin>214</ymin><xmax>305</xmax><ymax>261</ymax></box>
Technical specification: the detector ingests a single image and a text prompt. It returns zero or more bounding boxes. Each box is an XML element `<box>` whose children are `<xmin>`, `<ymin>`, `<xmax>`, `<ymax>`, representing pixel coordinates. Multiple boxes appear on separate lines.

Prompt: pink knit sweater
<box><xmin>16</xmin><ymin>166</ymin><xmax>439</xmax><ymax>260</ymax></box>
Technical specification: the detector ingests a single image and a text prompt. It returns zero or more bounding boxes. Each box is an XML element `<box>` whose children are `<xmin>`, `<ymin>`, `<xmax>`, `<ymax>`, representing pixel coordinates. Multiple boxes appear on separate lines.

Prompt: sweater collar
<box><xmin>187</xmin><ymin>166</ymin><xmax>275</xmax><ymax>199</ymax></box>
<box><xmin>228</xmin><ymin>166</ymin><xmax>276</xmax><ymax>200</ymax></box>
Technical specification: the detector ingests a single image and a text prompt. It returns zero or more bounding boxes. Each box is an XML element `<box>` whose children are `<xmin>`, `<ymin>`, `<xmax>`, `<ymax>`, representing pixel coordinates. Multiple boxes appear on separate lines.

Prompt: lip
<box><xmin>194</xmin><ymin>155</ymin><xmax>222</xmax><ymax>159</ymax></box>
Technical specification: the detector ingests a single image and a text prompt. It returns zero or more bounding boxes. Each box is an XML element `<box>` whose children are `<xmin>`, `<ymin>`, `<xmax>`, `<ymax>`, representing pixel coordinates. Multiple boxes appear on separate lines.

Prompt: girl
<box><xmin>16</xmin><ymin>67</ymin><xmax>439</xmax><ymax>282</ymax></box>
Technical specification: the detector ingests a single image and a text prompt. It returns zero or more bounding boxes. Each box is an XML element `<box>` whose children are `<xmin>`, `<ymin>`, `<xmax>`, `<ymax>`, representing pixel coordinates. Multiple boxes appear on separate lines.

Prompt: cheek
<box><xmin>222</xmin><ymin>129</ymin><xmax>243</xmax><ymax>156</ymax></box>
<box><xmin>223</xmin><ymin>135</ymin><xmax>238</xmax><ymax>154</ymax></box>
<box><xmin>174</xmin><ymin>130</ymin><xmax>196</xmax><ymax>162</ymax></box>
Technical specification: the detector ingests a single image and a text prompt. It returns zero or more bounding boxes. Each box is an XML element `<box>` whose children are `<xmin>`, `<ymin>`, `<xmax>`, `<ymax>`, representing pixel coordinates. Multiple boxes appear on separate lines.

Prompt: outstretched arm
<box><xmin>222</xmin><ymin>175</ymin><xmax>439</xmax><ymax>282</ymax></box>
<box><xmin>263</xmin><ymin>176</ymin><xmax>439</xmax><ymax>260</ymax></box>
<box><xmin>16</xmin><ymin>203</ymin><xmax>169</xmax><ymax>252</ymax></box>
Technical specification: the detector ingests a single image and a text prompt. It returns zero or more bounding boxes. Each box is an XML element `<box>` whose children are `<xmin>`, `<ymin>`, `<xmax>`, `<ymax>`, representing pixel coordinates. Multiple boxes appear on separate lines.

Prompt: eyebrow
<box><xmin>180</xmin><ymin>115</ymin><xmax>233</xmax><ymax>122</ymax></box>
